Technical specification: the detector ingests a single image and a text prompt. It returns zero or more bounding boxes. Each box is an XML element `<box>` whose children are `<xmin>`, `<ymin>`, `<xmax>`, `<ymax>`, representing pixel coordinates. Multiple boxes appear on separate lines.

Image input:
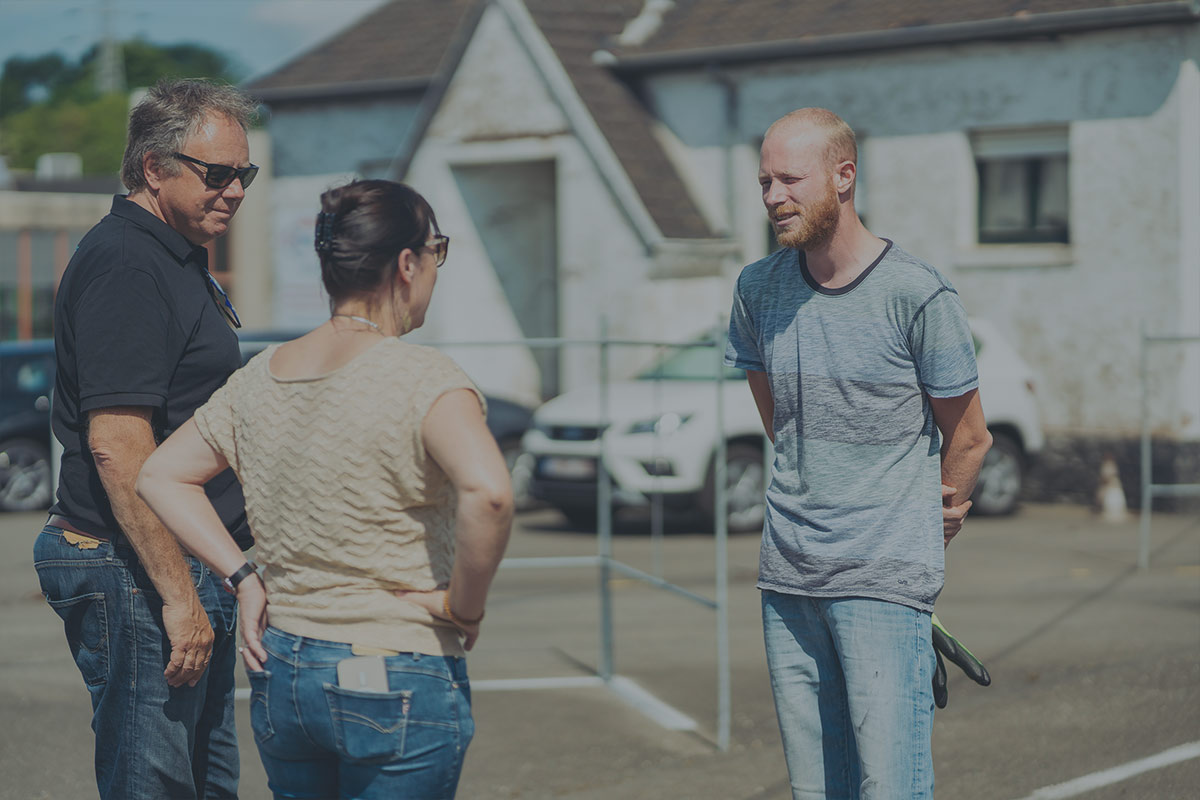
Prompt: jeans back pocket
<box><xmin>247</xmin><ymin>669</ymin><xmax>275</xmax><ymax>744</ymax></box>
<box><xmin>46</xmin><ymin>592</ymin><xmax>109</xmax><ymax>688</ymax></box>
<box><xmin>324</xmin><ymin>684</ymin><xmax>412</xmax><ymax>764</ymax></box>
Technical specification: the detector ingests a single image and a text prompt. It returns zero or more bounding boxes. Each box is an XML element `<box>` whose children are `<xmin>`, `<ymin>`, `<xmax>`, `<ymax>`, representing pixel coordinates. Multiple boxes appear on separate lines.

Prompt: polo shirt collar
<box><xmin>110</xmin><ymin>195</ymin><xmax>208</xmax><ymax>267</ymax></box>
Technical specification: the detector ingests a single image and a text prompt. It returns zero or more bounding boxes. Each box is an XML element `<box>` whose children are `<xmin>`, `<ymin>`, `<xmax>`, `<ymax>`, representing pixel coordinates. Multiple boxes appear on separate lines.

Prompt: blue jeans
<box><xmin>762</xmin><ymin>591</ymin><xmax>935</xmax><ymax>800</ymax></box>
<box><xmin>33</xmin><ymin>524</ymin><xmax>240</xmax><ymax>800</ymax></box>
<box><xmin>249</xmin><ymin>626</ymin><xmax>474</xmax><ymax>800</ymax></box>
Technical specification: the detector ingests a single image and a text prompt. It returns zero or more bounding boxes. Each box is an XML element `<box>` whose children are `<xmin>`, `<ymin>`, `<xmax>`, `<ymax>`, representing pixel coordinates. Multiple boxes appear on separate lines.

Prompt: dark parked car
<box><xmin>0</xmin><ymin>335</ymin><xmax>534</xmax><ymax>512</ymax></box>
<box><xmin>0</xmin><ymin>340</ymin><xmax>55</xmax><ymax>512</ymax></box>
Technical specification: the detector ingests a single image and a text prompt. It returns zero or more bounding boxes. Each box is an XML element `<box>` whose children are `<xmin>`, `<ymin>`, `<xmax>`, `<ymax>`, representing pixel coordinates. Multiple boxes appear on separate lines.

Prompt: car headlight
<box><xmin>627</xmin><ymin>412</ymin><xmax>692</xmax><ymax>436</ymax></box>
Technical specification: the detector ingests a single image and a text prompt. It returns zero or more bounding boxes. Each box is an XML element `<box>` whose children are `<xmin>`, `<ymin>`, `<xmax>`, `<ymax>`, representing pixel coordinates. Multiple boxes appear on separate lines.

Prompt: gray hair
<box><xmin>121</xmin><ymin>78</ymin><xmax>258</xmax><ymax>192</ymax></box>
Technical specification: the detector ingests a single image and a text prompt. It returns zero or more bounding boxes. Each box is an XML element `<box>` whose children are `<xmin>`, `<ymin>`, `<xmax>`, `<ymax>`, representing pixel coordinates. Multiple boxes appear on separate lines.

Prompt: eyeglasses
<box><xmin>204</xmin><ymin>270</ymin><xmax>242</xmax><ymax>328</ymax></box>
<box><xmin>423</xmin><ymin>234</ymin><xmax>449</xmax><ymax>268</ymax></box>
<box><xmin>173</xmin><ymin>152</ymin><xmax>259</xmax><ymax>190</ymax></box>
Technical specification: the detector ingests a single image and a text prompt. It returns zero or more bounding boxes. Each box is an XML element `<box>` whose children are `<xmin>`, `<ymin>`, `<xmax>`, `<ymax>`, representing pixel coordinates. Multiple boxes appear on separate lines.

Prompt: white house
<box><xmin>248</xmin><ymin>0</ymin><xmax>1200</xmax><ymax>502</ymax></box>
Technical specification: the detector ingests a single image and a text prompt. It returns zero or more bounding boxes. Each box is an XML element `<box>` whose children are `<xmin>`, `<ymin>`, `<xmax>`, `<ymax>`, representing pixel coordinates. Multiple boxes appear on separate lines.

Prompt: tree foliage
<box><xmin>0</xmin><ymin>40</ymin><xmax>245</xmax><ymax>176</ymax></box>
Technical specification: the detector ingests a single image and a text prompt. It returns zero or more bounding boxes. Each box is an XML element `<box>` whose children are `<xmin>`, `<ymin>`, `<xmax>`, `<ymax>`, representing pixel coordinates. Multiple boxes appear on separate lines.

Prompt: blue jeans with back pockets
<box><xmin>762</xmin><ymin>590</ymin><xmax>936</xmax><ymax>800</ymax></box>
<box><xmin>34</xmin><ymin>524</ymin><xmax>240</xmax><ymax>799</ymax></box>
<box><xmin>249</xmin><ymin>626</ymin><xmax>474</xmax><ymax>800</ymax></box>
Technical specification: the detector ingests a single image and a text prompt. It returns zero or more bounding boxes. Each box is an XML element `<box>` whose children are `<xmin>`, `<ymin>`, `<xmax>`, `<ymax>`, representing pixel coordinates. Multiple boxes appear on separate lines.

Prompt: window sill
<box><xmin>954</xmin><ymin>243</ymin><xmax>1074</xmax><ymax>270</ymax></box>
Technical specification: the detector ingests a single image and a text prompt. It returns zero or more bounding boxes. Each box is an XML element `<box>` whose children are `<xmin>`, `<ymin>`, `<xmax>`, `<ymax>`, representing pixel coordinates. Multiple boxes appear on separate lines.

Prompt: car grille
<box><xmin>546</xmin><ymin>424</ymin><xmax>607</xmax><ymax>441</ymax></box>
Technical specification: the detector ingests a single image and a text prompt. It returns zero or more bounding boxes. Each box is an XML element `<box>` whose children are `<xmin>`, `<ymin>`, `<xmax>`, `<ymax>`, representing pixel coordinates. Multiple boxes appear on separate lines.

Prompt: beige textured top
<box><xmin>193</xmin><ymin>338</ymin><xmax>485</xmax><ymax>657</ymax></box>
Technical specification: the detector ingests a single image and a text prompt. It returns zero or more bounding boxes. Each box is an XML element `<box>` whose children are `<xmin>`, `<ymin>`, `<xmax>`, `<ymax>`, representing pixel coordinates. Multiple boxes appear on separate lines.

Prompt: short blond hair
<box><xmin>765</xmin><ymin>107</ymin><xmax>857</xmax><ymax>168</ymax></box>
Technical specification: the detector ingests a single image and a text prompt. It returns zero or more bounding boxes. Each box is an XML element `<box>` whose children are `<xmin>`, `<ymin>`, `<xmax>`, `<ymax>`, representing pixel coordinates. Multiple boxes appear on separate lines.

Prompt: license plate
<box><xmin>539</xmin><ymin>457</ymin><xmax>596</xmax><ymax>480</ymax></box>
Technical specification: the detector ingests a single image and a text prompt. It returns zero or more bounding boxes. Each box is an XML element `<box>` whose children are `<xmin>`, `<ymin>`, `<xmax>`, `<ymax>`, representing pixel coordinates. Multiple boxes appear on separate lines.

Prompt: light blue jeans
<box><xmin>249</xmin><ymin>626</ymin><xmax>474</xmax><ymax>800</ymax></box>
<box><xmin>762</xmin><ymin>591</ymin><xmax>935</xmax><ymax>800</ymax></box>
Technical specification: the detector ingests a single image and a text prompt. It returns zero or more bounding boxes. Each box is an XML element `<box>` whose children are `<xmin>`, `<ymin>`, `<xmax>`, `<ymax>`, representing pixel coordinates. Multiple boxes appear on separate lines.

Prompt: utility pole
<box><xmin>94</xmin><ymin>0</ymin><xmax>126</xmax><ymax>95</ymax></box>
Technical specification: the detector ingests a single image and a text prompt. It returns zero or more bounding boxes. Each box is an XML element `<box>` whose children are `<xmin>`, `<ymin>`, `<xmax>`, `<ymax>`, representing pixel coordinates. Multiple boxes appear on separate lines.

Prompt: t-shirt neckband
<box><xmin>799</xmin><ymin>238</ymin><xmax>893</xmax><ymax>296</ymax></box>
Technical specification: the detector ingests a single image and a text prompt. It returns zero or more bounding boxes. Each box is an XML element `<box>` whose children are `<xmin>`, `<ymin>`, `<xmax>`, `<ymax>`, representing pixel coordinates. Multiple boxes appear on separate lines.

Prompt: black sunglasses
<box><xmin>174</xmin><ymin>152</ymin><xmax>259</xmax><ymax>190</ymax></box>
<box><xmin>423</xmin><ymin>234</ymin><xmax>449</xmax><ymax>268</ymax></box>
<box><xmin>204</xmin><ymin>270</ymin><xmax>242</xmax><ymax>328</ymax></box>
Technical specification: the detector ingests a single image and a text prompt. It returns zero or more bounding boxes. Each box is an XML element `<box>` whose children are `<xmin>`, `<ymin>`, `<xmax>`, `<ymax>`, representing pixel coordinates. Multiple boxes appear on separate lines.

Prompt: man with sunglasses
<box><xmin>35</xmin><ymin>78</ymin><xmax>258</xmax><ymax>800</ymax></box>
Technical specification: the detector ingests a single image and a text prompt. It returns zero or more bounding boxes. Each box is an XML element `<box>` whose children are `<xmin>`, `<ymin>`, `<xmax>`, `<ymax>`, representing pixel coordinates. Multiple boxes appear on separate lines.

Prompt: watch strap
<box><xmin>223</xmin><ymin>561</ymin><xmax>258</xmax><ymax>595</ymax></box>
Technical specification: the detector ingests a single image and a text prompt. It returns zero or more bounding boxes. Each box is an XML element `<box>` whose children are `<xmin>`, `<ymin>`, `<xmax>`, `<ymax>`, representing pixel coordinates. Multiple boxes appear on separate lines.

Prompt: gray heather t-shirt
<box><xmin>725</xmin><ymin>240</ymin><xmax>978</xmax><ymax>611</ymax></box>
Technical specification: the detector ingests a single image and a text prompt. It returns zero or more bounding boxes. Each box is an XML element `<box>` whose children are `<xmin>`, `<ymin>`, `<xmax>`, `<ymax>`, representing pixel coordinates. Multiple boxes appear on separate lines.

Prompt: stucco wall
<box><xmin>267</xmin><ymin>96</ymin><xmax>422</xmax><ymax>178</ymax></box>
<box><xmin>644</xmin><ymin>24</ymin><xmax>1196</xmax><ymax>142</ymax></box>
<box><xmin>428</xmin><ymin>3</ymin><xmax>569</xmax><ymax>142</ymax></box>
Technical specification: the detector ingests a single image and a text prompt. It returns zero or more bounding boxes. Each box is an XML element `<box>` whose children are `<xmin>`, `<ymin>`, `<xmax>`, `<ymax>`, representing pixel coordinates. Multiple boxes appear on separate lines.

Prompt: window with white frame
<box><xmin>972</xmin><ymin>127</ymin><xmax>1069</xmax><ymax>244</ymax></box>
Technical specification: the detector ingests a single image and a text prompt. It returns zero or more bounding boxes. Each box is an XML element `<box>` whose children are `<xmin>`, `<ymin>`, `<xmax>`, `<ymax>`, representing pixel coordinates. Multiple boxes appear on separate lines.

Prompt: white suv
<box><xmin>522</xmin><ymin>320</ymin><xmax>1043</xmax><ymax>529</ymax></box>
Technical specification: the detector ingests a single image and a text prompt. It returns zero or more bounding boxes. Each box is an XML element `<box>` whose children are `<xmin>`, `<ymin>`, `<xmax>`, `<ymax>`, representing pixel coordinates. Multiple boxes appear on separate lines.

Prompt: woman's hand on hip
<box><xmin>237</xmin><ymin>576</ymin><xmax>269</xmax><ymax>671</ymax></box>
<box><xmin>395</xmin><ymin>589</ymin><xmax>481</xmax><ymax>651</ymax></box>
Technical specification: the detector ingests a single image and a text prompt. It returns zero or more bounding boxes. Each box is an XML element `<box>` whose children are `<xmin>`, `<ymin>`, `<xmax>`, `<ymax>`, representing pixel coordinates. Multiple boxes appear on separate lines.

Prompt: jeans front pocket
<box><xmin>247</xmin><ymin>669</ymin><xmax>275</xmax><ymax>744</ymax></box>
<box><xmin>46</xmin><ymin>592</ymin><xmax>109</xmax><ymax>687</ymax></box>
<box><xmin>324</xmin><ymin>684</ymin><xmax>412</xmax><ymax>764</ymax></box>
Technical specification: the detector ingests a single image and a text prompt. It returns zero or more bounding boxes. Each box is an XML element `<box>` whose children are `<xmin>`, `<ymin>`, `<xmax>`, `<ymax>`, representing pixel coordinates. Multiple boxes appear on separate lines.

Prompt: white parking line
<box><xmin>473</xmin><ymin>675</ymin><xmax>605</xmax><ymax>691</ymax></box>
<box><xmin>1011</xmin><ymin>741</ymin><xmax>1200</xmax><ymax>799</ymax></box>
<box><xmin>608</xmin><ymin>675</ymin><xmax>698</xmax><ymax>731</ymax></box>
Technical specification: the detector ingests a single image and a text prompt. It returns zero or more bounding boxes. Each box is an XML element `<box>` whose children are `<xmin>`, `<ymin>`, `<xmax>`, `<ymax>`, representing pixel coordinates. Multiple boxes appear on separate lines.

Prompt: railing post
<box><xmin>1139</xmin><ymin>323</ymin><xmax>1152</xmax><ymax>569</ymax></box>
<box><xmin>714</xmin><ymin>325</ymin><xmax>731</xmax><ymax>751</ymax></box>
<box><xmin>597</xmin><ymin>318</ymin><xmax>615</xmax><ymax>681</ymax></box>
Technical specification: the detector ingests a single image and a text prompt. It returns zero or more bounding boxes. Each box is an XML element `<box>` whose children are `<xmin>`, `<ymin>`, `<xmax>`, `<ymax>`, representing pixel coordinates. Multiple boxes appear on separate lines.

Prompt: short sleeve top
<box><xmin>50</xmin><ymin>196</ymin><xmax>249</xmax><ymax>546</ymax></box>
<box><xmin>725</xmin><ymin>241</ymin><xmax>978</xmax><ymax>611</ymax></box>
<box><xmin>193</xmin><ymin>338</ymin><xmax>486</xmax><ymax>656</ymax></box>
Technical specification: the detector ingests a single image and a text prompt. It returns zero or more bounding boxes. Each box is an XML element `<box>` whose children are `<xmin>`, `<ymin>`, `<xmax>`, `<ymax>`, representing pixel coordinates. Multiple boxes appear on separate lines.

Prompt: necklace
<box><xmin>331</xmin><ymin>313</ymin><xmax>382</xmax><ymax>332</ymax></box>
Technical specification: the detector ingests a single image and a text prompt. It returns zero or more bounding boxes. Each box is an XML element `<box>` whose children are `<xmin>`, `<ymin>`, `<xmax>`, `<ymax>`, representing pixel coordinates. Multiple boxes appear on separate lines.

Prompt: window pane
<box><xmin>979</xmin><ymin>159</ymin><xmax>1030</xmax><ymax>235</ymax></box>
<box><xmin>1036</xmin><ymin>155</ymin><xmax>1069</xmax><ymax>232</ymax></box>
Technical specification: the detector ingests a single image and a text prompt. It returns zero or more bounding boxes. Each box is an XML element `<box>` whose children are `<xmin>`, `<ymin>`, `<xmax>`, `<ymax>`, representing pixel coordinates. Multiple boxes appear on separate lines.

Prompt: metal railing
<box><xmin>1138</xmin><ymin>326</ymin><xmax>1200</xmax><ymax>568</ymax></box>
<box><xmin>432</xmin><ymin>324</ymin><xmax>736</xmax><ymax>750</ymax></box>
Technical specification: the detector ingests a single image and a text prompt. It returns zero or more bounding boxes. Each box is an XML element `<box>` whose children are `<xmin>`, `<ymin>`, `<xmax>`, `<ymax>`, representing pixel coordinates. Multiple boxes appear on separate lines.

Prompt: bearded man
<box><xmin>724</xmin><ymin>107</ymin><xmax>992</xmax><ymax>799</ymax></box>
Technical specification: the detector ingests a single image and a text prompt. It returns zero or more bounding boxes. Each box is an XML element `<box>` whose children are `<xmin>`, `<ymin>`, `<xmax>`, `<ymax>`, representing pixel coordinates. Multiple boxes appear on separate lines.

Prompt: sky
<box><xmin>0</xmin><ymin>0</ymin><xmax>390</xmax><ymax>82</ymax></box>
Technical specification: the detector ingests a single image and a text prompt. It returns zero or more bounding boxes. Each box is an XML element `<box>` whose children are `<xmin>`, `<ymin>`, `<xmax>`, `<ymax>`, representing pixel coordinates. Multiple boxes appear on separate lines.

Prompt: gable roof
<box><xmin>255</xmin><ymin>0</ymin><xmax>717</xmax><ymax>241</ymax></box>
<box><xmin>522</xmin><ymin>0</ymin><xmax>714</xmax><ymax>240</ymax></box>
<box><xmin>607</xmin><ymin>0</ymin><xmax>1199</xmax><ymax>70</ymax></box>
<box><xmin>248</xmin><ymin>0</ymin><xmax>477</xmax><ymax>101</ymax></box>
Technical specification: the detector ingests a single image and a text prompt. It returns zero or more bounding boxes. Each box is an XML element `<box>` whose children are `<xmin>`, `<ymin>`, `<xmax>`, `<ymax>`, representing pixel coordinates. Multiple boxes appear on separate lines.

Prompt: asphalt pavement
<box><xmin>1</xmin><ymin>503</ymin><xmax>1198</xmax><ymax>799</ymax></box>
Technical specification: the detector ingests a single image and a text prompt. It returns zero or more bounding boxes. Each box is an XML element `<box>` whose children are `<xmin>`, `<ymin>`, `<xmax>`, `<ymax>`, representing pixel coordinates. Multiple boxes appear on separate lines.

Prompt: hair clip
<box><xmin>314</xmin><ymin>211</ymin><xmax>337</xmax><ymax>255</ymax></box>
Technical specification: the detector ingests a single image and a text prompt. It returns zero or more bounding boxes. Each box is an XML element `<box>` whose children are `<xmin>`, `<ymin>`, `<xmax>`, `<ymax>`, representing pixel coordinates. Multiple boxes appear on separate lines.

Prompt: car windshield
<box><xmin>1</xmin><ymin>352</ymin><xmax>53</xmax><ymax>395</ymax></box>
<box><xmin>636</xmin><ymin>339</ymin><xmax>745</xmax><ymax>381</ymax></box>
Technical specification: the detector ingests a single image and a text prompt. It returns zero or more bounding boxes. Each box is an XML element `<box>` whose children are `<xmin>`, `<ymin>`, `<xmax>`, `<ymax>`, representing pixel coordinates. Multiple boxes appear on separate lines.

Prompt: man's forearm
<box><xmin>90</xmin><ymin>411</ymin><xmax>197</xmax><ymax>603</ymax></box>
<box><xmin>929</xmin><ymin>390</ymin><xmax>992</xmax><ymax>507</ymax></box>
<box><xmin>104</xmin><ymin>469</ymin><xmax>196</xmax><ymax>601</ymax></box>
<box><xmin>941</xmin><ymin>436</ymin><xmax>990</xmax><ymax>507</ymax></box>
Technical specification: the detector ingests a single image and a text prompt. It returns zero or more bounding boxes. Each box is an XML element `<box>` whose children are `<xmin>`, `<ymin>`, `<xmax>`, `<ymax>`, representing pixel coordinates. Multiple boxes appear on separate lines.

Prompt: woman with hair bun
<box><xmin>136</xmin><ymin>179</ymin><xmax>513</xmax><ymax>799</ymax></box>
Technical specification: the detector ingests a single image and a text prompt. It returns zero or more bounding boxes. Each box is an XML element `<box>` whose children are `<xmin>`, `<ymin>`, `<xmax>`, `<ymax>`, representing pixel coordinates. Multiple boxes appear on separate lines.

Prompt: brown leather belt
<box><xmin>47</xmin><ymin>515</ymin><xmax>111</xmax><ymax>541</ymax></box>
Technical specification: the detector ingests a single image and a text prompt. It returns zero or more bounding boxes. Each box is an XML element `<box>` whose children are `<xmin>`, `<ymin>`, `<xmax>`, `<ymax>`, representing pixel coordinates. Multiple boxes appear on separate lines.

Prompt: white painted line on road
<box><xmin>1012</xmin><ymin>740</ymin><xmax>1200</xmax><ymax>799</ymax></box>
<box><xmin>473</xmin><ymin>676</ymin><xmax>605</xmax><ymax>691</ymax></box>
<box><xmin>608</xmin><ymin>675</ymin><xmax>698</xmax><ymax>731</ymax></box>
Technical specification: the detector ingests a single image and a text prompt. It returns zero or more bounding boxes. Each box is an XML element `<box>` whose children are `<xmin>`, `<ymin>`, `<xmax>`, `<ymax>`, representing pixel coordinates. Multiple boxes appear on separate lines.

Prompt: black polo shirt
<box><xmin>50</xmin><ymin>195</ymin><xmax>252</xmax><ymax>549</ymax></box>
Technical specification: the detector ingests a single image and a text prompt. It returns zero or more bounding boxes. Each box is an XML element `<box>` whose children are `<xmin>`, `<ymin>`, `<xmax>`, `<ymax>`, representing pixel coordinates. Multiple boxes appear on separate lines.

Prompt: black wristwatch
<box><xmin>222</xmin><ymin>561</ymin><xmax>259</xmax><ymax>595</ymax></box>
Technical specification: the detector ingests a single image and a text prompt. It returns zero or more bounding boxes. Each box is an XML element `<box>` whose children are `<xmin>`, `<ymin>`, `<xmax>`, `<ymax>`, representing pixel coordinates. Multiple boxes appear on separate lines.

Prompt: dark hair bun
<box><xmin>315</xmin><ymin>179</ymin><xmax>438</xmax><ymax>305</ymax></box>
